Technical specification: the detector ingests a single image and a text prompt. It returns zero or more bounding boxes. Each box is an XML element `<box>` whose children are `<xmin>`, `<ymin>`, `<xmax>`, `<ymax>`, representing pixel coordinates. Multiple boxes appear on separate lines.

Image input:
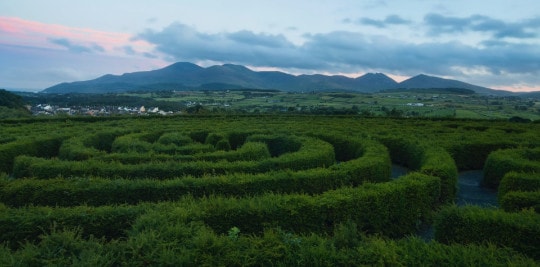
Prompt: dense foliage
<box><xmin>0</xmin><ymin>115</ymin><xmax>539</xmax><ymax>265</ymax></box>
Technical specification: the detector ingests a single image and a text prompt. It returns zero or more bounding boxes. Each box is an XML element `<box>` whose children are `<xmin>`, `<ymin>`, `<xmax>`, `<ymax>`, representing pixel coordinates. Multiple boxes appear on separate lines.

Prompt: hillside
<box><xmin>0</xmin><ymin>89</ymin><xmax>31</xmax><ymax>118</ymax></box>
<box><xmin>399</xmin><ymin>74</ymin><xmax>509</xmax><ymax>95</ymax></box>
<box><xmin>42</xmin><ymin>62</ymin><xmax>505</xmax><ymax>95</ymax></box>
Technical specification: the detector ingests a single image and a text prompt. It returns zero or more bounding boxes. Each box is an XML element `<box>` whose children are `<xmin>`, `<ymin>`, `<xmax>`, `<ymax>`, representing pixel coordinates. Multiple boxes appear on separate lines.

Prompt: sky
<box><xmin>1</xmin><ymin>0</ymin><xmax>540</xmax><ymax>92</ymax></box>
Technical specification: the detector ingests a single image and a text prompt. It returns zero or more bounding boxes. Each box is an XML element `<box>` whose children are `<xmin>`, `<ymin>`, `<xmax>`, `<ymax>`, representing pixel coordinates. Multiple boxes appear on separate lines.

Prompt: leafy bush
<box><xmin>434</xmin><ymin>205</ymin><xmax>540</xmax><ymax>260</ymax></box>
<box><xmin>500</xmin><ymin>191</ymin><xmax>540</xmax><ymax>213</ymax></box>
<box><xmin>483</xmin><ymin>148</ymin><xmax>540</xmax><ymax>189</ymax></box>
<box><xmin>498</xmin><ymin>172</ymin><xmax>540</xmax><ymax>202</ymax></box>
<box><xmin>0</xmin><ymin>136</ymin><xmax>64</xmax><ymax>173</ymax></box>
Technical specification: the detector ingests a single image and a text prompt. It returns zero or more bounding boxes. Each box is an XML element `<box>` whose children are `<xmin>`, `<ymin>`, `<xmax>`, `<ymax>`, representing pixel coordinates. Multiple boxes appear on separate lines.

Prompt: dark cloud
<box><xmin>424</xmin><ymin>13</ymin><xmax>540</xmax><ymax>39</ymax></box>
<box><xmin>137</xmin><ymin>22</ymin><xmax>540</xmax><ymax>87</ymax></box>
<box><xmin>138</xmin><ymin>23</ymin><xmax>309</xmax><ymax>68</ymax></box>
<box><xmin>48</xmin><ymin>38</ymin><xmax>104</xmax><ymax>53</ymax></box>
<box><xmin>349</xmin><ymin>15</ymin><xmax>411</xmax><ymax>28</ymax></box>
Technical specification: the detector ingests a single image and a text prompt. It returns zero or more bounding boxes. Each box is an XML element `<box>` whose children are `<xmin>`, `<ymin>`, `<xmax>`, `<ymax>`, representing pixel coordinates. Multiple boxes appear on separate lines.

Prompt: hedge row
<box><xmin>483</xmin><ymin>147</ymin><xmax>540</xmax><ymax>189</ymax></box>
<box><xmin>12</xmin><ymin>136</ymin><xmax>335</xmax><ymax>179</ymax></box>
<box><xmin>58</xmin><ymin>129</ymin><xmax>130</xmax><ymax>161</ymax></box>
<box><xmin>434</xmin><ymin>205</ymin><xmax>540</xmax><ymax>260</ymax></box>
<box><xmin>500</xmin><ymin>191</ymin><xmax>540</xmax><ymax>213</ymax></box>
<box><xmin>0</xmin><ymin>135</ymin><xmax>65</xmax><ymax>174</ymax></box>
<box><xmin>0</xmin><ymin>203</ymin><xmax>147</xmax><ymax>249</ymax></box>
<box><xmin>444</xmin><ymin>140</ymin><xmax>516</xmax><ymax>170</ymax></box>
<box><xmin>1</xmin><ymin>228</ymin><xmax>535</xmax><ymax>266</ymax></box>
<box><xmin>0</xmin><ymin>172</ymin><xmax>438</xmax><ymax>248</ymax></box>
<box><xmin>498</xmin><ymin>172</ymin><xmax>540</xmax><ymax>202</ymax></box>
<box><xmin>378</xmin><ymin>136</ymin><xmax>458</xmax><ymax>204</ymax></box>
<box><xmin>132</xmin><ymin>172</ymin><xmax>439</xmax><ymax>239</ymax></box>
<box><xmin>0</xmin><ymin>139</ymin><xmax>390</xmax><ymax>207</ymax></box>
<box><xmin>93</xmin><ymin>141</ymin><xmax>269</xmax><ymax>164</ymax></box>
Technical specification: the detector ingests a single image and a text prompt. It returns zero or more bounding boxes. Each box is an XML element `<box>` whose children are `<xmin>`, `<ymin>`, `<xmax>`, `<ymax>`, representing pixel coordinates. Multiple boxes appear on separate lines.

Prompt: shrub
<box><xmin>157</xmin><ymin>132</ymin><xmax>193</xmax><ymax>146</ymax></box>
<box><xmin>247</xmin><ymin>134</ymin><xmax>302</xmax><ymax>157</ymax></box>
<box><xmin>500</xmin><ymin>191</ymin><xmax>540</xmax><ymax>213</ymax></box>
<box><xmin>498</xmin><ymin>172</ymin><xmax>540</xmax><ymax>202</ymax></box>
<box><xmin>134</xmin><ymin>173</ymin><xmax>439</xmax><ymax>239</ymax></box>
<box><xmin>434</xmin><ymin>205</ymin><xmax>540</xmax><ymax>260</ymax></box>
<box><xmin>0</xmin><ymin>136</ymin><xmax>64</xmax><ymax>174</ymax></box>
<box><xmin>483</xmin><ymin>148</ymin><xmax>540</xmax><ymax>189</ymax></box>
<box><xmin>378</xmin><ymin>136</ymin><xmax>458</xmax><ymax>204</ymax></box>
<box><xmin>0</xmin><ymin>204</ymin><xmax>147</xmax><ymax>249</ymax></box>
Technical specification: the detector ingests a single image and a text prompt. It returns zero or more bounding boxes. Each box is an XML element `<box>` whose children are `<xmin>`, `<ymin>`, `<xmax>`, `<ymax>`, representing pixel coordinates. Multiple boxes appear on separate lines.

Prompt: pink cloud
<box><xmin>0</xmin><ymin>16</ymin><xmax>153</xmax><ymax>54</ymax></box>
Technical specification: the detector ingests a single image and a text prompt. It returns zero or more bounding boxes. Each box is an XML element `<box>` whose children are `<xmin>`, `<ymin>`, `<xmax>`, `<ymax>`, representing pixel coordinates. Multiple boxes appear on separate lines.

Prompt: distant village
<box><xmin>30</xmin><ymin>104</ymin><xmax>177</xmax><ymax>116</ymax></box>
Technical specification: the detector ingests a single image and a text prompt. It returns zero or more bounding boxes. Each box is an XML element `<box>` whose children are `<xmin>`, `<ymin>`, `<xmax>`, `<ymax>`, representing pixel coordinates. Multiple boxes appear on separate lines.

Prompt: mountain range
<box><xmin>42</xmin><ymin>62</ymin><xmax>511</xmax><ymax>95</ymax></box>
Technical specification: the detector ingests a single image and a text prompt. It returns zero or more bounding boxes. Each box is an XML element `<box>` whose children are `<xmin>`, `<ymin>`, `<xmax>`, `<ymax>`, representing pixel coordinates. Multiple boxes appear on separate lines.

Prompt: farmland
<box><xmin>19</xmin><ymin>89</ymin><xmax>540</xmax><ymax>120</ymax></box>
<box><xmin>0</xmin><ymin>115</ymin><xmax>539</xmax><ymax>265</ymax></box>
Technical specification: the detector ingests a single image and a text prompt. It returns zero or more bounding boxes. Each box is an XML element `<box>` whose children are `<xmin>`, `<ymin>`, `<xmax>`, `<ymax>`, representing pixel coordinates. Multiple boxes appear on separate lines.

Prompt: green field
<box><xmin>0</xmin><ymin>115</ymin><xmax>539</xmax><ymax>265</ymax></box>
<box><xmin>18</xmin><ymin>89</ymin><xmax>540</xmax><ymax>120</ymax></box>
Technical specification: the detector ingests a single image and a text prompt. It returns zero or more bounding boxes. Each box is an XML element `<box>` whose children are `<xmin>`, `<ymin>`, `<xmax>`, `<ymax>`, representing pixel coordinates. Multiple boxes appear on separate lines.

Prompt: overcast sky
<box><xmin>1</xmin><ymin>0</ymin><xmax>539</xmax><ymax>91</ymax></box>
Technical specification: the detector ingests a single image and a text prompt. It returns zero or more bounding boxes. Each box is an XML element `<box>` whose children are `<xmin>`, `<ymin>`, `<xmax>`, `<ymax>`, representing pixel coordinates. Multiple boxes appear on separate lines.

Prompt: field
<box><xmin>21</xmin><ymin>89</ymin><xmax>540</xmax><ymax>120</ymax></box>
<box><xmin>146</xmin><ymin>89</ymin><xmax>540</xmax><ymax>119</ymax></box>
<box><xmin>0</xmin><ymin>115</ymin><xmax>539</xmax><ymax>265</ymax></box>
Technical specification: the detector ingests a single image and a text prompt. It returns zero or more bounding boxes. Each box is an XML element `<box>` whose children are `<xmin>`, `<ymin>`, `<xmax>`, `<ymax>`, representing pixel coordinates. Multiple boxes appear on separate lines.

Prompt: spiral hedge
<box><xmin>1</xmin><ymin>115</ymin><xmax>539</xmax><ymax>265</ymax></box>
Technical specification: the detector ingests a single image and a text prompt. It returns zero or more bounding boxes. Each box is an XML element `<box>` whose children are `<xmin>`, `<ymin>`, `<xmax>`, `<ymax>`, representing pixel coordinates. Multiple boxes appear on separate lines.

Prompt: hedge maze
<box><xmin>0</xmin><ymin>116</ymin><xmax>539</xmax><ymax>265</ymax></box>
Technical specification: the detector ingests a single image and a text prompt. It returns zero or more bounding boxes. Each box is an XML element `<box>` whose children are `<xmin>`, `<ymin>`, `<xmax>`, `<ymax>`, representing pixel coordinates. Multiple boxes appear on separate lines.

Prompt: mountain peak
<box><xmin>163</xmin><ymin>62</ymin><xmax>203</xmax><ymax>71</ymax></box>
<box><xmin>41</xmin><ymin>62</ymin><xmax>505</xmax><ymax>95</ymax></box>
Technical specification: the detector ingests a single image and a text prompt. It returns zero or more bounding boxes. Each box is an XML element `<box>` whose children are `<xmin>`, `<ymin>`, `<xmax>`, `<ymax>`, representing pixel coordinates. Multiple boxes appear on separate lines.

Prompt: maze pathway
<box><xmin>456</xmin><ymin>170</ymin><xmax>498</xmax><ymax>207</ymax></box>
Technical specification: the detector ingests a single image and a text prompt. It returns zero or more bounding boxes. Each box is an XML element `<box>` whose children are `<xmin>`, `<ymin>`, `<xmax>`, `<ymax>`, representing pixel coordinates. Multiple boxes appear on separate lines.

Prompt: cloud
<box><xmin>424</xmin><ymin>13</ymin><xmax>540</xmax><ymax>39</ymax></box>
<box><xmin>48</xmin><ymin>38</ymin><xmax>105</xmax><ymax>53</ymax></box>
<box><xmin>138</xmin><ymin>23</ymin><xmax>308</xmax><ymax>68</ymax></box>
<box><xmin>348</xmin><ymin>15</ymin><xmax>411</xmax><ymax>28</ymax></box>
<box><xmin>137</xmin><ymin>22</ymin><xmax>540</xmax><ymax>90</ymax></box>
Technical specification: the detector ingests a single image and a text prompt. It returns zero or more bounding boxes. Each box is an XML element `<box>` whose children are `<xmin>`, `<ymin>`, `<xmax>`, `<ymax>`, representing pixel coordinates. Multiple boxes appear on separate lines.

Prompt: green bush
<box><xmin>0</xmin><ymin>135</ymin><xmax>64</xmax><ymax>174</ymax></box>
<box><xmin>434</xmin><ymin>205</ymin><xmax>540</xmax><ymax>260</ymax></box>
<box><xmin>13</xmin><ymin>136</ymin><xmax>335</xmax><ymax>179</ymax></box>
<box><xmin>498</xmin><ymin>172</ymin><xmax>540</xmax><ymax>202</ymax></box>
<box><xmin>156</xmin><ymin>132</ymin><xmax>193</xmax><ymax>146</ymax></box>
<box><xmin>378</xmin><ymin>136</ymin><xmax>458</xmax><ymax>204</ymax></box>
<box><xmin>111</xmin><ymin>133</ymin><xmax>153</xmax><ymax>153</ymax></box>
<box><xmin>204</xmin><ymin>133</ymin><xmax>225</xmax><ymax>147</ymax></box>
<box><xmin>483</xmin><ymin>148</ymin><xmax>540</xmax><ymax>189</ymax></box>
<box><xmin>445</xmin><ymin>141</ymin><xmax>515</xmax><ymax>170</ymax></box>
<box><xmin>133</xmin><ymin>173</ymin><xmax>439</xmax><ymax>239</ymax></box>
<box><xmin>1</xmin><ymin>140</ymin><xmax>390</xmax><ymax>207</ymax></box>
<box><xmin>82</xmin><ymin>129</ymin><xmax>126</xmax><ymax>152</ymax></box>
<box><xmin>247</xmin><ymin>134</ymin><xmax>302</xmax><ymax>157</ymax></box>
<box><xmin>0</xmin><ymin>204</ymin><xmax>147</xmax><ymax>249</ymax></box>
<box><xmin>418</xmin><ymin>147</ymin><xmax>458</xmax><ymax>204</ymax></box>
<box><xmin>1</xmin><ymin>228</ymin><xmax>536</xmax><ymax>266</ymax></box>
<box><xmin>500</xmin><ymin>191</ymin><xmax>540</xmax><ymax>213</ymax></box>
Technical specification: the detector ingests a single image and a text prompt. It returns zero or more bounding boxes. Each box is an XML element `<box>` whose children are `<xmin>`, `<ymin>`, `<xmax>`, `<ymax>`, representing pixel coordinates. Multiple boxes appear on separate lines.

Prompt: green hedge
<box><xmin>0</xmin><ymin>204</ymin><xmax>146</xmax><ymax>249</ymax></box>
<box><xmin>483</xmin><ymin>148</ymin><xmax>540</xmax><ymax>189</ymax></box>
<box><xmin>378</xmin><ymin>136</ymin><xmax>458</xmax><ymax>204</ymax></box>
<box><xmin>444</xmin><ymin>140</ymin><xmax>515</xmax><ymax>170</ymax></box>
<box><xmin>12</xmin><ymin>137</ymin><xmax>335</xmax><ymax>179</ymax></box>
<box><xmin>1</xmin><ymin>228</ymin><xmax>535</xmax><ymax>266</ymax></box>
<box><xmin>133</xmin><ymin>173</ymin><xmax>439</xmax><ymax>239</ymax></box>
<box><xmin>156</xmin><ymin>132</ymin><xmax>192</xmax><ymax>146</ymax></box>
<box><xmin>58</xmin><ymin>129</ymin><xmax>130</xmax><ymax>160</ymax></box>
<box><xmin>1</xmin><ymin>140</ymin><xmax>390</xmax><ymax>207</ymax></box>
<box><xmin>0</xmin><ymin>172</ymin><xmax>438</xmax><ymax>250</ymax></box>
<box><xmin>498</xmin><ymin>172</ymin><xmax>540</xmax><ymax>202</ymax></box>
<box><xmin>500</xmin><ymin>191</ymin><xmax>540</xmax><ymax>213</ymax></box>
<box><xmin>418</xmin><ymin>147</ymin><xmax>458</xmax><ymax>204</ymax></box>
<box><xmin>0</xmin><ymin>135</ymin><xmax>64</xmax><ymax>174</ymax></box>
<box><xmin>434</xmin><ymin>205</ymin><xmax>540</xmax><ymax>260</ymax></box>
